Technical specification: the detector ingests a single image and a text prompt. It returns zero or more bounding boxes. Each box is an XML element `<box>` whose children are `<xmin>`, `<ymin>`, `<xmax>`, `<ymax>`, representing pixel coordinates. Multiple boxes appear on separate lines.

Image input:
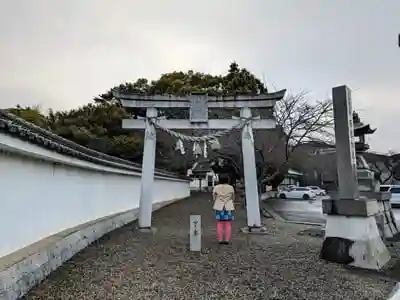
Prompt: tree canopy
<box><xmin>95</xmin><ymin>62</ymin><xmax>266</xmax><ymax>101</ymax></box>
<box><xmin>8</xmin><ymin>63</ymin><xmax>269</xmax><ymax>173</ymax></box>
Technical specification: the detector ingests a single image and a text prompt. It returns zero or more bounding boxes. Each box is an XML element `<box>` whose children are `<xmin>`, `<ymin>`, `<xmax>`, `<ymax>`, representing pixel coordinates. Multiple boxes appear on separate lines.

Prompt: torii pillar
<box><xmin>114</xmin><ymin>91</ymin><xmax>286</xmax><ymax>231</ymax></box>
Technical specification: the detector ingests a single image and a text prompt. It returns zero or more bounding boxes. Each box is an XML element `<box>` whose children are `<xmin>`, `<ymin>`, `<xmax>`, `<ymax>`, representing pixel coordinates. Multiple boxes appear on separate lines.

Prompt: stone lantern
<box><xmin>352</xmin><ymin>111</ymin><xmax>378</xmax><ymax>191</ymax></box>
<box><xmin>352</xmin><ymin>112</ymin><xmax>399</xmax><ymax>240</ymax></box>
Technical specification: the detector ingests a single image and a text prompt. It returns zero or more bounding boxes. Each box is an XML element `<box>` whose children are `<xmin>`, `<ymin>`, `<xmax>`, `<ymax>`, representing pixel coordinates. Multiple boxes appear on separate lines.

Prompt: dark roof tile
<box><xmin>0</xmin><ymin>110</ymin><xmax>187</xmax><ymax>180</ymax></box>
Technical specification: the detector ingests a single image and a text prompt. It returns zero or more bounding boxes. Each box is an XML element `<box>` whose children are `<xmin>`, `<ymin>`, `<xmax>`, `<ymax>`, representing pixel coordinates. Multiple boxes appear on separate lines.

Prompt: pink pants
<box><xmin>216</xmin><ymin>221</ymin><xmax>232</xmax><ymax>241</ymax></box>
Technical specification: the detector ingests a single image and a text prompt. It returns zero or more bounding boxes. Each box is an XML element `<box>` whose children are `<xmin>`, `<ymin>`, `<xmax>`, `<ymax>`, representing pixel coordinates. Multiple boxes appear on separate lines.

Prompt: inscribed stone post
<box><xmin>190</xmin><ymin>215</ymin><xmax>202</xmax><ymax>251</ymax></box>
<box><xmin>332</xmin><ymin>86</ymin><xmax>359</xmax><ymax>200</ymax></box>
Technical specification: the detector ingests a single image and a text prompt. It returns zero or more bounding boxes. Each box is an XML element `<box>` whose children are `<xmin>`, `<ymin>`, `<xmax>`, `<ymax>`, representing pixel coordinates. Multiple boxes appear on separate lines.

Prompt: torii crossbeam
<box><xmin>114</xmin><ymin>90</ymin><xmax>286</xmax><ymax>230</ymax></box>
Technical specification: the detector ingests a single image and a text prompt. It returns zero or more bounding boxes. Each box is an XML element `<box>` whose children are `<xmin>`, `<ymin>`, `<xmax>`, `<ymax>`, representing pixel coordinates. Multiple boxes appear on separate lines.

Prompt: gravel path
<box><xmin>23</xmin><ymin>193</ymin><xmax>395</xmax><ymax>299</ymax></box>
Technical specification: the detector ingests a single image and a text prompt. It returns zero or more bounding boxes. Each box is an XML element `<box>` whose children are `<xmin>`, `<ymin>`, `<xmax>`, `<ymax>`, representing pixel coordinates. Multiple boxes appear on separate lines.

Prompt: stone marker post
<box><xmin>332</xmin><ymin>86</ymin><xmax>359</xmax><ymax>200</ymax></box>
<box><xmin>190</xmin><ymin>215</ymin><xmax>202</xmax><ymax>252</ymax></box>
<box><xmin>320</xmin><ymin>85</ymin><xmax>390</xmax><ymax>270</ymax></box>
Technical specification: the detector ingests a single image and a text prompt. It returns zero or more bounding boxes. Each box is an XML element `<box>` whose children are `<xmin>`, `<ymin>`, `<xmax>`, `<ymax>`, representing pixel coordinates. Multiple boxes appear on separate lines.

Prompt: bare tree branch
<box><xmin>261</xmin><ymin>92</ymin><xmax>334</xmax><ymax>185</ymax></box>
<box><xmin>205</xmin><ymin>91</ymin><xmax>334</xmax><ymax>189</ymax></box>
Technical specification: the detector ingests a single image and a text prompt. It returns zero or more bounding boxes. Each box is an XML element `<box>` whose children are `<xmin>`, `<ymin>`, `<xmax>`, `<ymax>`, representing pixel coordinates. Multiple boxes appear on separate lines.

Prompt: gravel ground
<box><xmin>23</xmin><ymin>193</ymin><xmax>396</xmax><ymax>300</ymax></box>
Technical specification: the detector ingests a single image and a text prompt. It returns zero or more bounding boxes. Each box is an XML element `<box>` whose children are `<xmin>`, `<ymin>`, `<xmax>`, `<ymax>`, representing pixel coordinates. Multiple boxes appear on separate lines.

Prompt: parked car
<box><xmin>307</xmin><ymin>186</ymin><xmax>326</xmax><ymax>196</ymax></box>
<box><xmin>278</xmin><ymin>185</ymin><xmax>293</xmax><ymax>192</ymax></box>
<box><xmin>278</xmin><ymin>187</ymin><xmax>317</xmax><ymax>200</ymax></box>
<box><xmin>380</xmin><ymin>185</ymin><xmax>400</xmax><ymax>206</ymax></box>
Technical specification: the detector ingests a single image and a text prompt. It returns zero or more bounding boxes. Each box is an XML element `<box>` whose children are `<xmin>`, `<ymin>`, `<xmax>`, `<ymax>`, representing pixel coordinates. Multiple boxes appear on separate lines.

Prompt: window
<box><xmin>390</xmin><ymin>188</ymin><xmax>400</xmax><ymax>193</ymax></box>
<box><xmin>295</xmin><ymin>187</ymin><xmax>308</xmax><ymax>191</ymax></box>
<box><xmin>380</xmin><ymin>186</ymin><xmax>390</xmax><ymax>192</ymax></box>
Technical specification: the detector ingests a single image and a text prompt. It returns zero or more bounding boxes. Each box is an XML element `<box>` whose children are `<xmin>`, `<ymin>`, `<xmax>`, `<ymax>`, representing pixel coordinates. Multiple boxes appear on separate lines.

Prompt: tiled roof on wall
<box><xmin>0</xmin><ymin>110</ymin><xmax>186</xmax><ymax>180</ymax></box>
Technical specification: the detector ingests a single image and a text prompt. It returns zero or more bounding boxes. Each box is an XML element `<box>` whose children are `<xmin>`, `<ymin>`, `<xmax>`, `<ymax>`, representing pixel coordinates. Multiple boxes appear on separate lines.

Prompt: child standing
<box><xmin>212</xmin><ymin>174</ymin><xmax>235</xmax><ymax>244</ymax></box>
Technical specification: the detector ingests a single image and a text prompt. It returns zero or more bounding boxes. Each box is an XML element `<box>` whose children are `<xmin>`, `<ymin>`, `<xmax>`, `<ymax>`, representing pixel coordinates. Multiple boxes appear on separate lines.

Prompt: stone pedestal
<box><xmin>240</xmin><ymin>226</ymin><xmax>268</xmax><ymax>234</ymax></box>
<box><xmin>320</xmin><ymin>198</ymin><xmax>391</xmax><ymax>270</ymax></box>
<box><xmin>137</xmin><ymin>227</ymin><xmax>158</xmax><ymax>234</ymax></box>
<box><xmin>359</xmin><ymin>191</ymin><xmax>400</xmax><ymax>239</ymax></box>
<box><xmin>357</xmin><ymin>168</ymin><xmax>376</xmax><ymax>192</ymax></box>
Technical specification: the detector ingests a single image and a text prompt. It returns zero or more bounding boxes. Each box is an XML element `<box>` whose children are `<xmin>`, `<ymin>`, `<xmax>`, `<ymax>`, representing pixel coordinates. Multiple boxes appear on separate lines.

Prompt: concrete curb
<box><xmin>285</xmin><ymin>220</ymin><xmax>324</xmax><ymax>227</ymax></box>
<box><xmin>260</xmin><ymin>194</ymin><xmax>285</xmax><ymax>222</ymax></box>
<box><xmin>261</xmin><ymin>206</ymin><xmax>285</xmax><ymax>222</ymax></box>
<box><xmin>0</xmin><ymin>197</ymin><xmax>187</xmax><ymax>300</ymax></box>
<box><xmin>262</xmin><ymin>206</ymin><xmax>324</xmax><ymax>227</ymax></box>
<box><xmin>261</xmin><ymin>199</ymin><xmax>324</xmax><ymax>227</ymax></box>
<box><xmin>387</xmin><ymin>282</ymin><xmax>400</xmax><ymax>300</ymax></box>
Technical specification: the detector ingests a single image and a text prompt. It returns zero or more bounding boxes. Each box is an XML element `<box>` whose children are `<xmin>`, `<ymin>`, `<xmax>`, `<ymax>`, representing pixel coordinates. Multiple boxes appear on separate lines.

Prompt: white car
<box><xmin>278</xmin><ymin>187</ymin><xmax>317</xmax><ymax>200</ymax></box>
<box><xmin>307</xmin><ymin>186</ymin><xmax>326</xmax><ymax>196</ymax></box>
<box><xmin>380</xmin><ymin>185</ymin><xmax>400</xmax><ymax>206</ymax></box>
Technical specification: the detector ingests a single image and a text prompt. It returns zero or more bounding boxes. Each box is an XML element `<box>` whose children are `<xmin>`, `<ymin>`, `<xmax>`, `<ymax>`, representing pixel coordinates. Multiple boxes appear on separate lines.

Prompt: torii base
<box><xmin>137</xmin><ymin>227</ymin><xmax>158</xmax><ymax>234</ymax></box>
<box><xmin>240</xmin><ymin>226</ymin><xmax>269</xmax><ymax>235</ymax></box>
<box><xmin>320</xmin><ymin>199</ymin><xmax>390</xmax><ymax>270</ymax></box>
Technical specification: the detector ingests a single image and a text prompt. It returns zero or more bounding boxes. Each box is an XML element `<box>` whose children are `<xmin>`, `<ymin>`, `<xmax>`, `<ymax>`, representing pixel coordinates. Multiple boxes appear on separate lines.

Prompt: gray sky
<box><xmin>0</xmin><ymin>0</ymin><xmax>399</xmax><ymax>152</ymax></box>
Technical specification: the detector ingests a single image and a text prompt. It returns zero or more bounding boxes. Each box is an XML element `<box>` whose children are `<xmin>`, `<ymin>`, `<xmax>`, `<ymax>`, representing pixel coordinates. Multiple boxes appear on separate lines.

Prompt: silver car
<box><xmin>278</xmin><ymin>187</ymin><xmax>317</xmax><ymax>200</ymax></box>
<box><xmin>380</xmin><ymin>185</ymin><xmax>400</xmax><ymax>207</ymax></box>
<box><xmin>307</xmin><ymin>186</ymin><xmax>327</xmax><ymax>196</ymax></box>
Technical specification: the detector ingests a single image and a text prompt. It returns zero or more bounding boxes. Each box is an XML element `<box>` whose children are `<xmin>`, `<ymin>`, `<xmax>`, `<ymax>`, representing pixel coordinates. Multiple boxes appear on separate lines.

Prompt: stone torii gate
<box><xmin>113</xmin><ymin>90</ymin><xmax>286</xmax><ymax>230</ymax></box>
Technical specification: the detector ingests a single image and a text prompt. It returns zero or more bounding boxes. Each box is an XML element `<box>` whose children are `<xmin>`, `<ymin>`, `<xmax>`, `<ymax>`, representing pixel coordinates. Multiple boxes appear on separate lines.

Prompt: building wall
<box><xmin>0</xmin><ymin>133</ymin><xmax>190</xmax><ymax>259</ymax></box>
<box><xmin>291</xmin><ymin>143</ymin><xmax>338</xmax><ymax>187</ymax></box>
<box><xmin>189</xmin><ymin>171</ymin><xmax>218</xmax><ymax>191</ymax></box>
<box><xmin>281</xmin><ymin>177</ymin><xmax>300</xmax><ymax>186</ymax></box>
<box><xmin>292</xmin><ymin>143</ymin><xmax>397</xmax><ymax>188</ymax></box>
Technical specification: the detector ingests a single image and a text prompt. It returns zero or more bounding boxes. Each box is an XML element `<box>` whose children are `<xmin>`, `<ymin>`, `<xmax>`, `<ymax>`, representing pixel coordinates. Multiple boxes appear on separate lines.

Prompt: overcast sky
<box><xmin>0</xmin><ymin>0</ymin><xmax>399</xmax><ymax>153</ymax></box>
